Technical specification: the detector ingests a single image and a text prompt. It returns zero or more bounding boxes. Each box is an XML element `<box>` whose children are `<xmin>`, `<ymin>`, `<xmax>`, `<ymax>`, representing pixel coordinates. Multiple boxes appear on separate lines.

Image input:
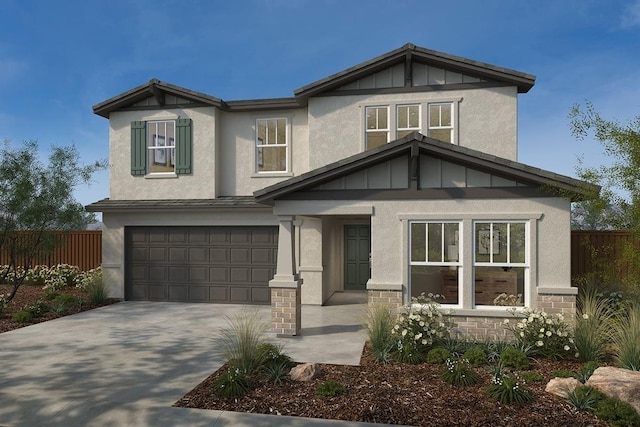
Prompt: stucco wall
<box><xmin>307</xmin><ymin>86</ymin><xmax>518</xmax><ymax>169</ymax></box>
<box><xmin>109</xmin><ymin>107</ymin><xmax>218</xmax><ymax>200</ymax></box>
<box><xmin>275</xmin><ymin>196</ymin><xmax>573</xmax><ymax>309</ymax></box>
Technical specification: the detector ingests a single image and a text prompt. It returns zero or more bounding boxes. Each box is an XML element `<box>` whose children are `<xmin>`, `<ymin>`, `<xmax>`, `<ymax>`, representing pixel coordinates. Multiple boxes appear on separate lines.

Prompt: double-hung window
<box><xmin>396</xmin><ymin>104</ymin><xmax>421</xmax><ymax>138</ymax></box>
<box><xmin>410</xmin><ymin>221</ymin><xmax>461</xmax><ymax>304</ymax></box>
<box><xmin>130</xmin><ymin>118</ymin><xmax>192</xmax><ymax>176</ymax></box>
<box><xmin>256</xmin><ymin>118</ymin><xmax>288</xmax><ymax>173</ymax></box>
<box><xmin>428</xmin><ymin>102</ymin><xmax>454</xmax><ymax>143</ymax></box>
<box><xmin>365</xmin><ymin>106</ymin><xmax>389</xmax><ymax>149</ymax></box>
<box><xmin>473</xmin><ymin>222</ymin><xmax>527</xmax><ymax>307</ymax></box>
<box><xmin>147</xmin><ymin>121</ymin><xmax>175</xmax><ymax>174</ymax></box>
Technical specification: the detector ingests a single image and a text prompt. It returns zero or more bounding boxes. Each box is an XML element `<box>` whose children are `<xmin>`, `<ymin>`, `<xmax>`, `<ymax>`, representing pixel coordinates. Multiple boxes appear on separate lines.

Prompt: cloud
<box><xmin>621</xmin><ymin>0</ymin><xmax>640</xmax><ymax>28</ymax></box>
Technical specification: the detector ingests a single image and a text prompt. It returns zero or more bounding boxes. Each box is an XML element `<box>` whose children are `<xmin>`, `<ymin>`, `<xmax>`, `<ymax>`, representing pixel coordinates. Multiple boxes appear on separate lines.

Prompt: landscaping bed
<box><xmin>175</xmin><ymin>343</ymin><xmax>609</xmax><ymax>427</ymax></box>
<box><xmin>0</xmin><ymin>283</ymin><xmax>119</xmax><ymax>333</ymax></box>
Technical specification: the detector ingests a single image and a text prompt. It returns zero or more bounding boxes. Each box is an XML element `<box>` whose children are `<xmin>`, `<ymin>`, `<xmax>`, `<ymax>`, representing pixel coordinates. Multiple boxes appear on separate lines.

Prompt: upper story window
<box><xmin>130</xmin><ymin>118</ymin><xmax>192</xmax><ymax>176</ymax></box>
<box><xmin>428</xmin><ymin>102</ymin><xmax>454</xmax><ymax>143</ymax></box>
<box><xmin>147</xmin><ymin>121</ymin><xmax>175</xmax><ymax>174</ymax></box>
<box><xmin>365</xmin><ymin>106</ymin><xmax>389</xmax><ymax>149</ymax></box>
<box><xmin>396</xmin><ymin>104</ymin><xmax>421</xmax><ymax>138</ymax></box>
<box><xmin>256</xmin><ymin>118</ymin><xmax>288</xmax><ymax>173</ymax></box>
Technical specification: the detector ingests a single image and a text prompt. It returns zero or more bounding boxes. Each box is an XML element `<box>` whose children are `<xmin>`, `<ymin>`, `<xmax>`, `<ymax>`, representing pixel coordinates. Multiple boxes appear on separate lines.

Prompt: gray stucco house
<box><xmin>87</xmin><ymin>43</ymin><xmax>592</xmax><ymax>338</ymax></box>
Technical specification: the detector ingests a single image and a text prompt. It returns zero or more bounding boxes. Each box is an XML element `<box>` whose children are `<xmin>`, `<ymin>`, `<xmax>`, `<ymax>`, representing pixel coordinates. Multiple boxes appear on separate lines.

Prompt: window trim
<box><xmin>255</xmin><ymin>117</ymin><xmax>290</xmax><ymax>174</ymax></box>
<box><xmin>396</xmin><ymin>104</ymin><xmax>421</xmax><ymax>139</ymax></box>
<box><xmin>427</xmin><ymin>102</ymin><xmax>455</xmax><ymax>144</ymax></box>
<box><xmin>364</xmin><ymin>105</ymin><xmax>390</xmax><ymax>150</ymax></box>
<box><xmin>146</xmin><ymin>120</ymin><xmax>176</xmax><ymax>176</ymax></box>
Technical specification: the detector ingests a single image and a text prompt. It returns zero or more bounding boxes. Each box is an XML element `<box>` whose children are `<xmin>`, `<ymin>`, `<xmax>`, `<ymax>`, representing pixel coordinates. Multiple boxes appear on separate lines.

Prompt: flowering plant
<box><xmin>486</xmin><ymin>373</ymin><xmax>533</xmax><ymax>405</ymax></box>
<box><xmin>390</xmin><ymin>293</ymin><xmax>451</xmax><ymax>363</ymax></box>
<box><xmin>75</xmin><ymin>267</ymin><xmax>103</xmax><ymax>291</ymax></box>
<box><xmin>505</xmin><ymin>308</ymin><xmax>576</xmax><ymax>359</ymax></box>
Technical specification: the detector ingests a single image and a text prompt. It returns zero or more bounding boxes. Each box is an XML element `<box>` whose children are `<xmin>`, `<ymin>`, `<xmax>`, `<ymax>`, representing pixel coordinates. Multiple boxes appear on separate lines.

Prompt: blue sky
<box><xmin>1</xmin><ymin>0</ymin><xmax>639</xmax><ymax>212</ymax></box>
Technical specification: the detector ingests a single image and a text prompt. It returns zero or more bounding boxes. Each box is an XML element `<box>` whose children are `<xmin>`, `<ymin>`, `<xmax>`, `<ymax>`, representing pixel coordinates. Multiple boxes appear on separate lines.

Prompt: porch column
<box><xmin>269</xmin><ymin>215</ymin><xmax>302</xmax><ymax>336</ymax></box>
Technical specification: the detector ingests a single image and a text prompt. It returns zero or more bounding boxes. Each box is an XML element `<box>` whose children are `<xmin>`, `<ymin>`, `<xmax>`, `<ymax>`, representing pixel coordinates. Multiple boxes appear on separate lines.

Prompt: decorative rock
<box><xmin>289</xmin><ymin>363</ymin><xmax>321</xmax><ymax>381</ymax></box>
<box><xmin>545</xmin><ymin>377</ymin><xmax>582</xmax><ymax>398</ymax></box>
<box><xmin>586</xmin><ymin>366</ymin><xmax>640</xmax><ymax>415</ymax></box>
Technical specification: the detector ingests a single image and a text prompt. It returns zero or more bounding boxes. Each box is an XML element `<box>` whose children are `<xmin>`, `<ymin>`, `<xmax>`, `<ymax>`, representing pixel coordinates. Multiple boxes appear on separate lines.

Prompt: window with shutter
<box><xmin>130</xmin><ymin>119</ymin><xmax>192</xmax><ymax>176</ymax></box>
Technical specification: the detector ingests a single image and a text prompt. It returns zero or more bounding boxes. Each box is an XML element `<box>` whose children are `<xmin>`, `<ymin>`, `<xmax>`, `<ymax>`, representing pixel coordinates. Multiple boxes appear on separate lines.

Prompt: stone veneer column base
<box><xmin>270</xmin><ymin>286</ymin><xmax>302</xmax><ymax>336</ymax></box>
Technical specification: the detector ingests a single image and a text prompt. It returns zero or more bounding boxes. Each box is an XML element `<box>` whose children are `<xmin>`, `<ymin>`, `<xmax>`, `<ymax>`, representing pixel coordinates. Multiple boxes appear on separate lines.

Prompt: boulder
<box><xmin>290</xmin><ymin>363</ymin><xmax>321</xmax><ymax>381</ymax></box>
<box><xmin>545</xmin><ymin>377</ymin><xmax>582</xmax><ymax>398</ymax></box>
<box><xmin>586</xmin><ymin>366</ymin><xmax>640</xmax><ymax>415</ymax></box>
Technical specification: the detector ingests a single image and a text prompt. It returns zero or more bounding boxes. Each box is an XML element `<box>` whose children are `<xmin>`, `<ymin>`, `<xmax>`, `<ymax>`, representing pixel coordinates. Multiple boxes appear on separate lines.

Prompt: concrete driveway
<box><xmin>0</xmin><ymin>299</ymin><xmax>384</xmax><ymax>427</ymax></box>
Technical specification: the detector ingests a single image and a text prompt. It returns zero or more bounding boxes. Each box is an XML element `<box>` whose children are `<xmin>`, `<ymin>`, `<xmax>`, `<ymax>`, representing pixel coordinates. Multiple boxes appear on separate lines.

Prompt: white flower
<box><xmin>539</xmin><ymin>328</ymin><xmax>545</xmax><ymax>333</ymax></box>
<box><xmin>401</xmin><ymin>329</ymin><xmax>408</xmax><ymax>337</ymax></box>
<box><xmin>546</xmin><ymin>331</ymin><xmax>552</xmax><ymax>337</ymax></box>
<box><xmin>422</xmin><ymin>339</ymin><xmax>428</xmax><ymax>345</ymax></box>
<box><xmin>394</xmin><ymin>324</ymin><xmax>400</xmax><ymax>330</ymax></box>
<box><xmin>582</xmin><ymin>314</ymin><xmax>589</xmax><ymax>320</ymax></box>
<box><xmin>520</xmin><ymin>332</ymin><xmax>525</xmax><ymax>337</ymax></box>
<box><xmin>536</xmin><ymin>340</ymin><xmax>544</xmax><ymax>347</ymax></box>
<box><xmin>564</xmin><ymin>345</ymin><xmax>570</xmax><ymax>351</ymax></box>
<box><xmin>503</xmin><ymin>319</ymin><xmax>510</xmax><ymax>324</ymax></box>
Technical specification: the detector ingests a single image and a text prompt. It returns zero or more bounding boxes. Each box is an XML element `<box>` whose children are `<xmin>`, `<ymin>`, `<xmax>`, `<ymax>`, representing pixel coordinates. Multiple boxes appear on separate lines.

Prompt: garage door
<box><xmin>125</xmin><ymin>226</ymin><xmax>278</xmax><ymax>304</ymax></box>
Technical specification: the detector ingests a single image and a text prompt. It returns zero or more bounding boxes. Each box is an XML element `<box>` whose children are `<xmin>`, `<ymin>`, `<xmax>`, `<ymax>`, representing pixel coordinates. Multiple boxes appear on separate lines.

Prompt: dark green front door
<box><xmin>344</xmin><ymin>225</ymin><xmax>371</xmax><ymax>290</ymax></box>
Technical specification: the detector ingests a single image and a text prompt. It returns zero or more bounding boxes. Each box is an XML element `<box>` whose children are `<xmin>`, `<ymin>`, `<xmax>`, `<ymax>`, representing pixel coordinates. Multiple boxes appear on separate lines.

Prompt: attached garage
<box><xmin>125</xmin><ymin>226</ymin><xmax>278</xmax><ymax>304</ymax></box>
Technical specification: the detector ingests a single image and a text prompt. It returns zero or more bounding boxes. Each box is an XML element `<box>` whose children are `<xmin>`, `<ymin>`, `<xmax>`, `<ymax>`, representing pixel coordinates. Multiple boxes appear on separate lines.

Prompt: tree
<box><xmin>569</xmin><ymin>102</ymin><xmax>640</xmax><ymax>298</ymax></box>
<box><xmin>0</xmin><ymin>140</ymin><xmax>106</xmax><ymax>304</ymax></box>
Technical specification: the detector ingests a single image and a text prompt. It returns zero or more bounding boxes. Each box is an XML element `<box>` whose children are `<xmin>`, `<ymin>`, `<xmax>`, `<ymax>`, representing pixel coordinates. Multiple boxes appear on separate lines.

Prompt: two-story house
<box><xmin>88</xmin><ymin>43</ymin><xmax>593</xmax><ymax>338</ymax></box>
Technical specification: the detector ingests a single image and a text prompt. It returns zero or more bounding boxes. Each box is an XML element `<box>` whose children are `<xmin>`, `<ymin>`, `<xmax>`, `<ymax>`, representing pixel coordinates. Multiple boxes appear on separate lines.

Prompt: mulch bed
<box><xmin>0</xmin><ymin>284</ymin><xmax>119</xmax><ymax>333</ymax></box>
<box><xmin>176</xmin><ymin>344</ymin><xmax>609</xmax><ymax>426</ymax></box>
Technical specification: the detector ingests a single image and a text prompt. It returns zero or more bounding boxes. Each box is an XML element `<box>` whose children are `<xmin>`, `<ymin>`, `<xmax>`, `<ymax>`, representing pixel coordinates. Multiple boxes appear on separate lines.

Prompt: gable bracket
<box><xmin>405</xmin><ymin>50</ymin><xmax>413</xmax><ymax>87</ymax></box>
<box><xmin>150</xmin><ymin>83</ymin><xmax>165</xmax><ymax>106</ymax></box>
<box><xmin>410</xmin><ymin>140</ymin><xmax>420</xmax><ymax>189</ymax></box>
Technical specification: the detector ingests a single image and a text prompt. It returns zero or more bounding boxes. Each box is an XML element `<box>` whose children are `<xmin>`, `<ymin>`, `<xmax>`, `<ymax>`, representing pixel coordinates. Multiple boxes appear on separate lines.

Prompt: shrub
<box><xmin>256</xmin><ymin>342</ymin><xmax>295</xmax><ymax>383</ymax></box>
<box><xmin>499</xmin><ymin>348</ymin><xmax>529</xmax><ymax>370</ymax></box>
<box><xmin>504</xmin><ymin>308</ymin><xmax>576</xmax><ymax>359</ymax></box>
<box><xmin>519</xmin><ymin>371</ymin><xmax>545</xmax><ymax>383</ymax></box>
<box><xmin>486</xmin><ymin>374</ymin><xmax>533</xmax><ymax>405</ymax></box>
<box><xmin>574</xmin><ymin>288</ymin><xmax>616</xmax><ymax>362</ymax></box>
<box><xmin>594</xmin><ymin>394</ymin><xmax>640</xmax><ymax>426</ymax></box>
<box><xmin>86</xmin><ymin>279</ymin><xmax>108</xmax><ymax>305</ymax></box>
<box><xmin>426</xmin><ymin>347</ymin><xmax>453</xmax><ymax>364</ymax></box>
<box><xmin>567</xmin><ymin>385</ymin><xmax>599</xmax><ymax>411</ymax></box>
<box><xmin>391</xmin><ymin>293</ymin><xmax>450</xmax><ymax>363</ymax></box>
<box><xmin>0</xmin><ymin>293</ymin><xmax>6</xmax><ymax>318</ymax></box>
<box><xmin>550</xmin><ymin>369</ymin><xmax>576</xmax><ymax>379</ymax></box>
<box><xmin>481</xmin><ymin>339</ymin><xmax>513</xmax><ymax>363</ymax></box>
<box><xmin>212</xmin><ymin>366</ymin><xmax>251</xmax><ymax>398</ymax></box>
<box><xmin>463</xmin><ymin>346</ymin><xmax>488</xmax><ymax>367</ymax></box>
<box><xmin>25</xmin><ymin>301</ymin><xmax>49</xmax><ymax>318</ymax></box>
<box><xmin>364</xmin><ymin>303</ymin><xmax>395</xmax><ymax>363</ymax></box>
<box><xmin>49</xmin><ymin>300</ymin><xmax>68</xmax><ymax>315</ymax></box>
<box><xmin>612</xmin><ymin>304</ymin><xmax>640</xmax><ymax>370</ymax></box>
<box><xmin>576</xmin><ymin>361</ymin><xmax>600</xmax><ymax>383</ymax></box>
<box><xmin>315</xmin><ymin>380</ymin><xmax>346</xmax><ymax>398</ymax></box>
<box><xmin>42</xmin><ymin>264</ymin><xmax>80</xmax><ymax>292</ymax></box>
<box><xmin>441</xmin><ymin>358</ymin><xmax>481</xmax><ymax>386</ymax></box>
<box><xmin>261</xmin><ymin>360</ymin><xmax>292</xmax><ymax>385</ymax></box>
<box><xmin>75</xmin><ymin>267</ymin><xmax>102</xmax><ymax>291</ymax></box>
<box><xmin>215</xmin><ymin>310</ymin><xmax>269</xmax><ymax>374</ymax></box>
<box><xmin>12</xmin><ymin>310</ymin><xmax>33</xmax><ymax>323</ymax></box>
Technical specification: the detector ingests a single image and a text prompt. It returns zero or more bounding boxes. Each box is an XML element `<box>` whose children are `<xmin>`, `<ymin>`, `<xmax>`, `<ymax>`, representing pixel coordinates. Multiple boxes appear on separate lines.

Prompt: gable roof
<box><xmin>294</xmin><ymin>43</ymin><xmax>536</xmax><ymax>99</ymax></box>
<box><xmin>93</xmin><ymin>43</ymin><xmax>536</xmax><ymax>118</ymax></box>
<box><xmin>254</xmin><ymin>132</ymin><xmax>596</xmax><ymax>203</ymax></box>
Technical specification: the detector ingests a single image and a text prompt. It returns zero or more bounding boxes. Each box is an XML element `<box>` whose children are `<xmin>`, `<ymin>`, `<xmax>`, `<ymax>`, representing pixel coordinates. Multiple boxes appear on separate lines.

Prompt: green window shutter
<box><xmin>131</xmin><ymin>121</ymin><xmax>146</xmax><ymax>176</ymax></box>
<box><xmin>175</xmin><ymin>118</ymin><xmax>192</xmax><ymax>175</ymax></box>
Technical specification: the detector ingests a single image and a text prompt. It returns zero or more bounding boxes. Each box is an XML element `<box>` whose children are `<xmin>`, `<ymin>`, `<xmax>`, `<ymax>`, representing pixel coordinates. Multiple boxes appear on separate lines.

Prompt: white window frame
<box><xmin>255</xmin><ymin>117</ymin><xmax>289</xmax><ymax>174</ymax></box>
<box><xmin>409</xmin><ymin>221</ymin><xmax>462</xmax><ymax>306</ymax></box>
<box><xmin>364</xmin><ymin>105</ymin><xmax>390</xmax><ymax>149</ymax></box>
<box><xmin>396</xmin><ymin>104</ymin><xmax>421</xmax><ymax>138</ymax></box>
<box><xmin>428</xmin><ymin>102</ymin><xmax>455</xmax><ymax>144</ymax></box>
<box><xmin>473</xmin><ymin>221</ymin><xmax>529</xmax><ymax>309</ymax></box>
<box><xmin>147</xmin><ymin>120</ymin><xmax>176</xmax><ymax>175</ymax></box>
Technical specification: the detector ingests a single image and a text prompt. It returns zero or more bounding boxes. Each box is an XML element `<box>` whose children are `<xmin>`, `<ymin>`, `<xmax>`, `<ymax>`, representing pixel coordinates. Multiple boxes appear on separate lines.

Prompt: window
<box><xmin>428</xmin><ymin>102</ymin><xmax>454</xmax><ymax>143</ymax></box>
<box><xmin>147</xmin><ymin>121</ymin><xmax>175</xmax><ymax>174</ymax></box>
<box><xmin>256</xmin><ymin>118</ymin><xmax>288</xmax><ymax>173</ymax></box>
<box><xmin>474</xmin><ymin>222</ymin><xmax>527</xmax><ymax>307</ymax></box>
<box><xmin>396</xmin><ymin>104</ymin><xmax>421</xmax><ymax>138</ymax></box>
<box><xmin>365</xmin><ymin>106</ymin><xmax>389</xmax><ymax>149</ymax></box>
<box><xmin>130</xmin><ymin>118</ymin><xmax>192</xmax><ymax>176</ymax></box>
<box><xmin>410</xmin><ymin>221</ymin><xmax>461</xmax><ymax>304</ymax></box>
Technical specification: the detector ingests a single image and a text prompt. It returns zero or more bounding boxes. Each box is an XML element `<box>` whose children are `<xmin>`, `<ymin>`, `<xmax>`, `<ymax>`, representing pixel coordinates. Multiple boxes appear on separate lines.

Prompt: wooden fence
<box><xmin>0</xmin><ymin>231</ymin><xmax>102</xmax><ymax>271</ymax></box>
<box><xmin>571</xmin><ymin>230</ymin><xmax>638</xmax><ymax>279</ymax></box>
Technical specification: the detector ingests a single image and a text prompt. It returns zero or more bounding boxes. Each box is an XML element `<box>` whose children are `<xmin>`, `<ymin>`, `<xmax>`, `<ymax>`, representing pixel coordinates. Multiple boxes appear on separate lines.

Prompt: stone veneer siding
<box><xmin>271</xmin><ymin>287</ymin><xmax>301</xmax><ymax>336</ymax></box>
<box><xmin>368</xmin><ymin>290</ymin><xmax>577</xmax><ymax>341</ymax></box>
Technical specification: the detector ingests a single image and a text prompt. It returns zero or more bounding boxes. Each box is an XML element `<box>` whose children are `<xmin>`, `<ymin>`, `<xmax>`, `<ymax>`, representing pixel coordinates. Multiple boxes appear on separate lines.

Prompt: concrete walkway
<box><xmin>0</xmin><ymin>293</ymin><xmax>400</xmax><ymax>427</ymax></box>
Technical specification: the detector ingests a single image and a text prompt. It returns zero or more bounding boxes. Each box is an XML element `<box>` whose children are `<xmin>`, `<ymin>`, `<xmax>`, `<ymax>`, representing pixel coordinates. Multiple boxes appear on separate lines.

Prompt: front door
<box><xmin>344</xmin><ymin>225</ymin><xmax>371</xmax><ymax>290</ymax></box>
